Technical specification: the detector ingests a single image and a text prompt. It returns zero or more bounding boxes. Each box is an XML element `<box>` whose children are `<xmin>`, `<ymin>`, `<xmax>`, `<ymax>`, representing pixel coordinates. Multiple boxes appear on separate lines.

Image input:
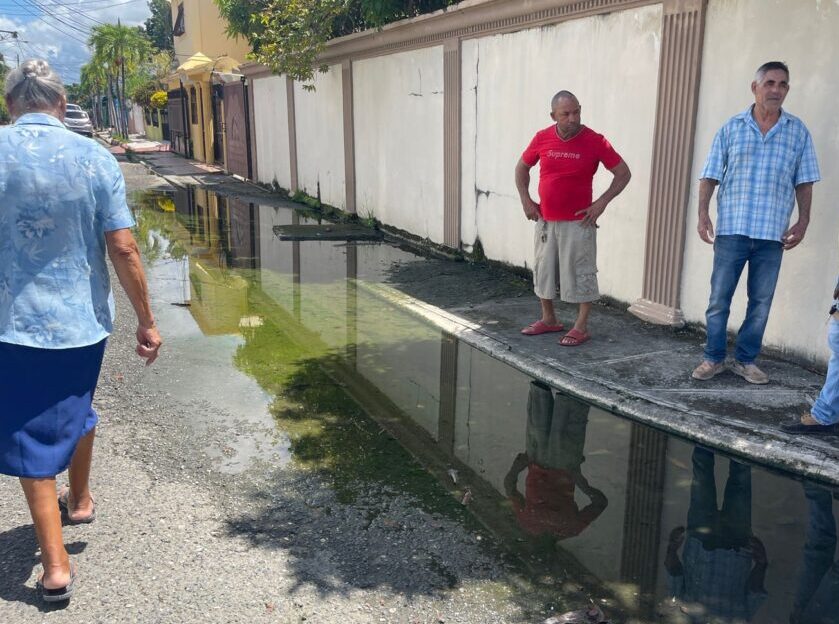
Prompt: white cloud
<box><xmin>0</xmin><ymin>1</ymin><xmax>152</xmax><ymax>83</ymax></box>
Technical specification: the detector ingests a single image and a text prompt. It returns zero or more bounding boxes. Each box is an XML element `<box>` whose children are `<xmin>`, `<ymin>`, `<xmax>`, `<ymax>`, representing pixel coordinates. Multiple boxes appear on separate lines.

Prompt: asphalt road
<box><xmin>0</xmin><ymin>163</ymin><xmax>537</xmax><ymax>624</ymax></box>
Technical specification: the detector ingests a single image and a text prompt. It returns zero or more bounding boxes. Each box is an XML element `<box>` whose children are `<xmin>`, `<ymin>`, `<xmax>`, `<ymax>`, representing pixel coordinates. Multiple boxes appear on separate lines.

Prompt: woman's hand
<box><xmin>136</xmin><ymin>323</ymin><xmax>162</xmax><ymax>365</ymax></box>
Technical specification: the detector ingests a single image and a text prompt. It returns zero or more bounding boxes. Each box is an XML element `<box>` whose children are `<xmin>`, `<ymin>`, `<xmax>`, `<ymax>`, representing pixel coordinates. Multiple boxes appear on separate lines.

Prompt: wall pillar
<box><xmin>628</xmin><ymin>0</ymin><xmax>707</xmax><ymax>327</ymax></box>
<box><xmin>443</xmin><ymin>38</ymin><xmax>462</xmax><ymax>249</ymax></box>
<box><xmin>342</xmin><ymin>60</ymin><xmax>357</xmax><ymax>214</ymax></box>
<box><xmin>286</xmin><ymin>76</ymin><xmax>299</xmax><ymax>192</ymax></box>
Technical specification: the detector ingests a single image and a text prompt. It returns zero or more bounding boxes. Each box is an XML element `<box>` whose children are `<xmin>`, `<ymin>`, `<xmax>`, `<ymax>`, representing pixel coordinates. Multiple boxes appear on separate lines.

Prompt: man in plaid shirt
<box><xmin>692</xmin><ymin>61</ymin><xmax>820</xmax><ymax>385</ymax></box>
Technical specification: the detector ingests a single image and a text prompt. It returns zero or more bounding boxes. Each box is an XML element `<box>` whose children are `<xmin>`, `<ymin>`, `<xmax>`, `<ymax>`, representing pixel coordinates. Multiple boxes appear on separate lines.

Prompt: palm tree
<box><xmin>79</xmin><ymin>62</ymin><xmax>107</xmax><ymax>129</ymax></box>
<box><xmin>88</xmin><ymin>23</ymin><xmax>152</xmax><ymax>138</ymax></box>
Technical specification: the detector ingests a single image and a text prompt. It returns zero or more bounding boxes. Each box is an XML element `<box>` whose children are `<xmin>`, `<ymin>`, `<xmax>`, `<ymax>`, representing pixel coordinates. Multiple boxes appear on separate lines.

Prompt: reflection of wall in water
<box><xmin>355</xmin><ymin>303</ymin><xmax>442</xmax><ymax>439</ymax></box>
<box><xmin>226</xmin><ymin>199</ymin><xmax>260</xmax><ymax>269</ymax></box>
<box><xmin>257</xmin><ymin>203</ymin><xmax>297</xmax><ymax>313</ymax></box>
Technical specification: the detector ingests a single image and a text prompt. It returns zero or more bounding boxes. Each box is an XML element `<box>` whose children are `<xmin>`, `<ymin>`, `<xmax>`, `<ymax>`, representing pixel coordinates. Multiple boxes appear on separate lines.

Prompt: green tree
<box><xmin>80</xmin><ymin>61</ymin><xmax>112</xmax><ymax>128</ymax></box>
<box><xmin>0</xmin><ymin>54</ymin><xmax>10</xmax><ymax>123</ymax></box>
<box><xmin>86</xmin><ymin>23</ymin><xmax>152</xmax><ymax>137</ymax></box>
<box><xmin>214</xmin><ymin>0</ymin><xmax>455</xmax><ymax>87</ymax></box>
<box><xmin>144</xmin><ymin>0</ymin><xmax>174</xmax><ymax>52</ymax></box>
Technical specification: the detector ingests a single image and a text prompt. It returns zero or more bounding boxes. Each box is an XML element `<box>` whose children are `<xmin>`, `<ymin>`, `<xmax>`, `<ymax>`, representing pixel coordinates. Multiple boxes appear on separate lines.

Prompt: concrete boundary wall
<box><xmin>242</xmin><ymin>0</ymin><xmax>839</xmax><ymax>363</ymax></box>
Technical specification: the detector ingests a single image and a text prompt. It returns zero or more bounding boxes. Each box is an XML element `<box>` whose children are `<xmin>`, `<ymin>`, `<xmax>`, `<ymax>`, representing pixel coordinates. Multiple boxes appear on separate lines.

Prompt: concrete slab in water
<box><xmin>274</xmin><ymin>223</ymin><xmax>383</xmax><ymax>241</ymax></box>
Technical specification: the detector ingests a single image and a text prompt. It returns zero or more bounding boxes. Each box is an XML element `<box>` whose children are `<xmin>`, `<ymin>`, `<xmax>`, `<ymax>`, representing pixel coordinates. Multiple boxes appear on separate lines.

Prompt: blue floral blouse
<box><xmin>0</xmin><ymin>113</ymin><xmax>135</xmax><ymax>349</ymax></box>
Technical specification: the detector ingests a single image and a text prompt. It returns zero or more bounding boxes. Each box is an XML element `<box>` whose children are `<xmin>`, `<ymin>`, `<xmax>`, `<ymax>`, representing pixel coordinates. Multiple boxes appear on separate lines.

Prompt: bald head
<box><xmin>551</xmin><ymin>90</ymin><xmax>578</xmax><ymax>109</ymax></box>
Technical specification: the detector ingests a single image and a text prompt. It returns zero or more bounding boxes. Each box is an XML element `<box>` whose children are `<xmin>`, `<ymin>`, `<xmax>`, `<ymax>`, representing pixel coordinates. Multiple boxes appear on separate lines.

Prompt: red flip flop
<box><xmin>521</xmin><ymin>320</ymin><xmax>565</xmax><ymax>335</ymax></box>
<box><xmin>559</xmin><ymin>328</ymin><xmax>591</xmax><ymax>346</ymax></box>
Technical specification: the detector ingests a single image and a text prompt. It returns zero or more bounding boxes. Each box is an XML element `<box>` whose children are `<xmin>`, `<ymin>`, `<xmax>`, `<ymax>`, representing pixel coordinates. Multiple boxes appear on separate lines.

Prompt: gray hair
<box><xmin>754</xmin><ymin>61</ymin><xmax>789</xmax><ymax>83</ymax></box>
<box><xmin>550</xmin><ymin>90</ymin><xmax>578</xmax><ymax>109</ymax></box>
<box><xmin>4</xmin><ymin>59</ymin><xmax>65</xmax><ymax>114</ymax></box>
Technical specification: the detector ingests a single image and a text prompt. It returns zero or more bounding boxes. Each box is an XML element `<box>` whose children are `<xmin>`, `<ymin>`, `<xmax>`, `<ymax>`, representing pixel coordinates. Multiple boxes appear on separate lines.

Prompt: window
<box><xmin>65</xmin><ymin>110</ymin><xmax>88</xmax><ymax>119</ymax></box>
<box><xmin>173</xmin><ymin>3</ymin><xmax>185</xmax><ymax>36</ymax></box>
<box><xmin>189</xmin><ymin>87</ymin><xmax>198</xmax><ymax>124</ymax></box>
<box><xmin>153</xmin><ymin>110</ymin><xmax>159</xmax><ymax>127</ymax></box>
<box><xmin>144</xmin><ymin>109</ymin><xmax>152</xmax><ymax>125</ymax></box>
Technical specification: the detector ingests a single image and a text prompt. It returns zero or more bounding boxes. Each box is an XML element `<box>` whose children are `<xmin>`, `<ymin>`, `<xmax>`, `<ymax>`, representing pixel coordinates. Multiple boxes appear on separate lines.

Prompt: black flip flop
<box><xmin>58</xmin><ymin>487</ymin><xmax>96</xmax><ymax>525</ymax></box>
<box><xmin>36</xmin><ymin>561</ymin><xmax>77</xmax><ymax>603</ymax></box>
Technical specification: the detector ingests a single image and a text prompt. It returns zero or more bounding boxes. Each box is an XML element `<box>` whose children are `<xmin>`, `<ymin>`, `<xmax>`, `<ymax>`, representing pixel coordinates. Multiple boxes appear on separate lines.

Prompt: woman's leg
<box><xmin>19</xmin><ymin>476</ymin><xmax>71</xmax><ymax>589</ymax></box>
<box><xmin>66</xmin><ymin>429</ymin><xmax>96</xmax><ymax>520</ymax></box>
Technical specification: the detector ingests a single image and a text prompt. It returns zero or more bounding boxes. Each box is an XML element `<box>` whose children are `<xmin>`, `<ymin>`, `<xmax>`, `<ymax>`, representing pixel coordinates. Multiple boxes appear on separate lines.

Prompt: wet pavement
<box><xmin>2</xmin><ymin>162</ymin><xmax>838</xmax><ymax>623</ymax></box>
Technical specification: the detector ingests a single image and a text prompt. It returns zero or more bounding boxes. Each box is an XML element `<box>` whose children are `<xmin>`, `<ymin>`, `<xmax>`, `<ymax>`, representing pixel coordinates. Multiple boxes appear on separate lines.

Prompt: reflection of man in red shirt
<box><xmin>504</xmin><ymin>382</ymin><xmax>607</xmax><ymax>539</ymax></box>
<box><xmin>515</xmin><ymin>91</ymin><xmax>631</xmax><ymax>347</ymax></box>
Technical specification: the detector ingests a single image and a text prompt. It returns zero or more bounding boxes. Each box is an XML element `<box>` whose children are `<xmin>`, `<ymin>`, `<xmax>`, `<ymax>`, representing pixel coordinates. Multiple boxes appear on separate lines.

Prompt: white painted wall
<box><xmin>252</xmin><ymin>75</ymin><xmax>292</xmax><ymax>189</ymax></box>
<box><xmin>461</xmin><ymin>6</ymin><xmax>662</xmax><ymax>303</ymax></box>
<box><xmin>294</xmin><ymin>65</ymin><xmax>346</xmax><ymax>209</ymax></box>
<box><xmin>354</xmin><ymin>46</ymin><xmax>445</xmax><ymax>243</ymax></box>
<box><xmin>680</xmin><ymin>0</ymin><xmax>839</xmax><ymax>362</ymax></box>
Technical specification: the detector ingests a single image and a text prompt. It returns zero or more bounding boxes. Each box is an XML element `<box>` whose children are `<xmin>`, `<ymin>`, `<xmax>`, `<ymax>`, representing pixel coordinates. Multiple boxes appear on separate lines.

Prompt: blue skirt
<box><xmin>0</xmin><ymin>339</ymin><xmax>106</xmax><ymax>478</ymax></box>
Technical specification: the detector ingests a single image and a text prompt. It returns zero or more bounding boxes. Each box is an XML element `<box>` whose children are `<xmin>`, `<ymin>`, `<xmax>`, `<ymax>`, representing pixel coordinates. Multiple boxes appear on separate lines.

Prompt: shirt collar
<box><xmin>739</xmin><ymin>104</ymin><xmax>790</xmax><ymax>131</ymax></box>
<box><xmin>14</xmin><ymin>112</ymin><xmax>65</xmax><ymax>128</ymax></box>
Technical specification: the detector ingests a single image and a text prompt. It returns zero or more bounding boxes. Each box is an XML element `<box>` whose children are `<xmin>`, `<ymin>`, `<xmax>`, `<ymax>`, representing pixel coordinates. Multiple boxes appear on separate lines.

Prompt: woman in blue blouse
<box><xmin>0</xmin><ymin>59</ymin><xmax>162</xmax><ymax>602</ymax></box>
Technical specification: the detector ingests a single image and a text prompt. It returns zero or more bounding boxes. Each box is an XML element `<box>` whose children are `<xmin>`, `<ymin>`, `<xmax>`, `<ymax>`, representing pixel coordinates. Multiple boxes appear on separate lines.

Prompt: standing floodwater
<box><xmin>132</xmin><ymin>186</ymin><xmax>839</xmax><ymax>624</ymax></box>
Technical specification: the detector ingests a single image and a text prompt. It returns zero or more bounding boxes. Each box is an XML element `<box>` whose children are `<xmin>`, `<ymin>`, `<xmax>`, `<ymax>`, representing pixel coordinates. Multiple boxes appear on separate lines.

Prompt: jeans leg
<box><xmin>812</xmin><ymin>320</ymin><xmax>839</xmax><ymax>425</ymax></box>
<box><xmin>704</xmin><ymin>236</ymin><xmax>749</xmax><ymax>363</ymax></box>
<box><xmin>734</xmin><ymin>239</ymin><xmax>783</xmax><ymax>363</ymax></box>
<box><xmin>794</xmin><ymin>482</ymin><xmax>837</xmax><ymax>617</ymax></box>
<box><xmin>721</xmin><ymin>459</ymin><xmax>752</xmax><ymax>545</ymax></box>
<box><xmin>687</xmin><ymin>447</ymin><xmax>718</xmax><ymax>535</ymax></box>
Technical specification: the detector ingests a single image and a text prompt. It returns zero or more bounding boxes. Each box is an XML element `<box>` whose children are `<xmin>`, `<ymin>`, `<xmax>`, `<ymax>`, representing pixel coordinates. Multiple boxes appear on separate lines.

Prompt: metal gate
<box><xmin>167</xmin><ymin>87</ymin><xmax>191</xmax><ymax>158</ymax></box>
<box><xmin>211</xmin><ymin>84</ymin><xmax>225</xmax><ymax>166</ymax></box>
<box><xmin>223</xmin><ymin>80</ymin><xmax>251</xmax><ymax>179</ymax></box>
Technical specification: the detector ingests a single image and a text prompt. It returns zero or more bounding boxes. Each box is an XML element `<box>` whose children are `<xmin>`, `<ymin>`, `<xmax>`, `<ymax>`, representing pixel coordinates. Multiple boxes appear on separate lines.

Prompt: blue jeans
<box><xmin>793</xmin><ymin>482</ymin><xmax>839</xmax><ymax>622</ymax></box>
<box><xmin>704</xmin><ymin>235</ymin><xmax>783</xmax><ymax>364</ymax></box>
<box><xmin>687</xmin><ymin>447</ymin><xmax>752</xmax><ymax>549</ymax></box>
<box><xmin>812</xmin><ymin>319</ymin><xmax>839</xmax><ymax>425</ymax></box>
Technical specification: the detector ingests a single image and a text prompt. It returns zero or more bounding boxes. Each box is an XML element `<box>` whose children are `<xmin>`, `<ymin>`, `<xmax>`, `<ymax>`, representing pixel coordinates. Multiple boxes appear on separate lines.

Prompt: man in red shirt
<box><xmin>515</xmin><ymin>91</ymin><xmax>631</xmax><ymax>346</ymax></box>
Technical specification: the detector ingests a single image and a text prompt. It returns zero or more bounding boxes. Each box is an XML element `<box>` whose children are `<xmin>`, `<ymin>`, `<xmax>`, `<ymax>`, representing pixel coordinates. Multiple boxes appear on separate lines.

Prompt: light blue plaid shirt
<box><xmin>0</xmin><ymin>113</ymin><xmax>135</xmax><ymax>349</ymax></box>
<box><xmin>700</xmin><ymin>105</ymin><xmax>820</xmax><ymax>242</ymax></box>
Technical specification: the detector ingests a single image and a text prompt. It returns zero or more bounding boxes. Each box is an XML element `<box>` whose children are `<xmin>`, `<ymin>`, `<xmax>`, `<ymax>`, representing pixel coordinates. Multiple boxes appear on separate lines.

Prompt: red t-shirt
<box><xmin>509</xmin><ymin>464</ymin><xmax>606</xmax><ymax>539</ymax></box>
<box><xmin>521</xmin><ymin>125</ymin><xmax>622</xmax><ymax>221</ymax></box>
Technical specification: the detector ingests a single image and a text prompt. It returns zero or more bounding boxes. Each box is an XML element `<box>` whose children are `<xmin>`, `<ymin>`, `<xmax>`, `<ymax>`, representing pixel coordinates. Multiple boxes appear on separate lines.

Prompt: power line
<box><xmin>18</xmin><ymin>0</ymin><xmax>95</xmax><ymax>37</ymax></box>
<box><xmin>9</xmin><ymin>0</ymin><xmax>90</xmax><ymax>44</ymax></box>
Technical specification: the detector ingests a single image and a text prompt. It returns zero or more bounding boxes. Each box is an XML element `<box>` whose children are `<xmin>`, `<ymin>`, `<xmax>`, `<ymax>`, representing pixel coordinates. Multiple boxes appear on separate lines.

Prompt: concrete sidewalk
<box><xmin>140</xmin><ymin>152</ymin><xmax>839</xmax><ymax>486</ymax></box>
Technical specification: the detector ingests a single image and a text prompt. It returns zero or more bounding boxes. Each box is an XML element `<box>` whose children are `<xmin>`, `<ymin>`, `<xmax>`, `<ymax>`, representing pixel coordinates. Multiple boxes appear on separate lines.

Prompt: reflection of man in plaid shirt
<box><xmin>665</xmin><ymin>447</ymin><xmax>767</xmax><ymax>622</ymax></box>
<box><xmin>692</xmin><ymin>61</ymin><xmax>820</xmax><ymax>386</ymax></box>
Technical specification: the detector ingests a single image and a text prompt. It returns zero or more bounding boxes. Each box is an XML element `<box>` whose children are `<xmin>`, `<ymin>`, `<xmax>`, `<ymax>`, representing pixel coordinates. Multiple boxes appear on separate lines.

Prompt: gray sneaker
<box><xmin>730</xmin><ymin>360</ymin><xmax>769</xmax><ymax>385</ymax></box>
<box><xmin>691</xmin><ymin>360</ymin><xmax>725</xmax><ymax>380</ymax></box>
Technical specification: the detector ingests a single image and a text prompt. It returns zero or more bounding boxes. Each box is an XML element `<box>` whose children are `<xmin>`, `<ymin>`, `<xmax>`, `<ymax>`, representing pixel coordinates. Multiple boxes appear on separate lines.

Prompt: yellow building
<box><xmin>166</xmin><ymin>0</ymin><xmax>251</xmax><ymax>165</ymax></box>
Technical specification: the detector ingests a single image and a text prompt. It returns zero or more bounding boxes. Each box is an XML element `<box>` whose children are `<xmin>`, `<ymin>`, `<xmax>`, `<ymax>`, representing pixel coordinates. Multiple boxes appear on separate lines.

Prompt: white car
<box><xmin>64</xmin><ymin>109</ymin><xmax>93</xmax><ymax>137</ymax></box>
<box><xmin>66</xmin><ymin>103</ymin><xmax>82</xmax><ymax>111</ymax></box>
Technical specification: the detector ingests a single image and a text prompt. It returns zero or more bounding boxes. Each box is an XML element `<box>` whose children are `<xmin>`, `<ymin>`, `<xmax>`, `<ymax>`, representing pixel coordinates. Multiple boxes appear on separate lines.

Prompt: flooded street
<box><xmin>128</xmin><ymin>183</ymin><xmax>838</xmax><ymax>624</ymax></box>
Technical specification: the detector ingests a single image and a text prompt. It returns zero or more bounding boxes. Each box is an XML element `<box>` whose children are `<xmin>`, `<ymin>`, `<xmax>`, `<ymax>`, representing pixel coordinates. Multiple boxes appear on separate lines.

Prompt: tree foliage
<box><xmin>0</xmin><ymin>54</ymin><xmax>9</xmax><ymax>123</ymax></box>
<box><xmin>150</xmin><ymin>90</ymin><xmax>168</xmax><ymax>109</ymax></box>
<box><xmin>215</xmin><ymin>0</ymin><xmax>456</xmax><ymax>86</ymax></box>
<box><xmin>144</xmin><ymin>0</ymin><xmax>175</xmax><ymax>52</ymax></box>
<box><xmin>83</xmin><ymin>23</ymin><xmax>153</xmax><ymax>136</ymax></box>
<box><xmin>130</xmin><ymin>80</ymin><xmax>159</xmax><ymax>107</ymax></box>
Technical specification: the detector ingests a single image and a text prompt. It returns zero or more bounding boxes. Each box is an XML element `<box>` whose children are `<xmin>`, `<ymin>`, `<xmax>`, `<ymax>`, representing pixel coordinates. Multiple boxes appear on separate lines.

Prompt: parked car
<box><xmin>66</xmin><ymin>103</ymin><xmax>82</xmax><ymax>111</ymax></box>
<box><xmin>64</xmin><ymin>109</ymin><xmax>93</xmax><ymax>137</ymax></box>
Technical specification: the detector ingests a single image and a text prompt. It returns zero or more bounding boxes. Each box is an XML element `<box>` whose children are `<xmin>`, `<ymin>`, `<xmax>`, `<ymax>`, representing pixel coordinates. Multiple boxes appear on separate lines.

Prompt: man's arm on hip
<box><xmin>515</xmin><ymin>158</ymin><xmax>541</xmax><ymax>221</ymax></box>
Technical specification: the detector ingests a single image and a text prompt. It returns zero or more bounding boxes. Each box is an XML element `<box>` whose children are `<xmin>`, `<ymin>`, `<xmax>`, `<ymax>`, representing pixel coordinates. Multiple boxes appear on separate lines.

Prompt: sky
<box><xmin>0</xmin><ymin>0</ymin><xmax>152</xmax><ymax>84</ymax></box>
